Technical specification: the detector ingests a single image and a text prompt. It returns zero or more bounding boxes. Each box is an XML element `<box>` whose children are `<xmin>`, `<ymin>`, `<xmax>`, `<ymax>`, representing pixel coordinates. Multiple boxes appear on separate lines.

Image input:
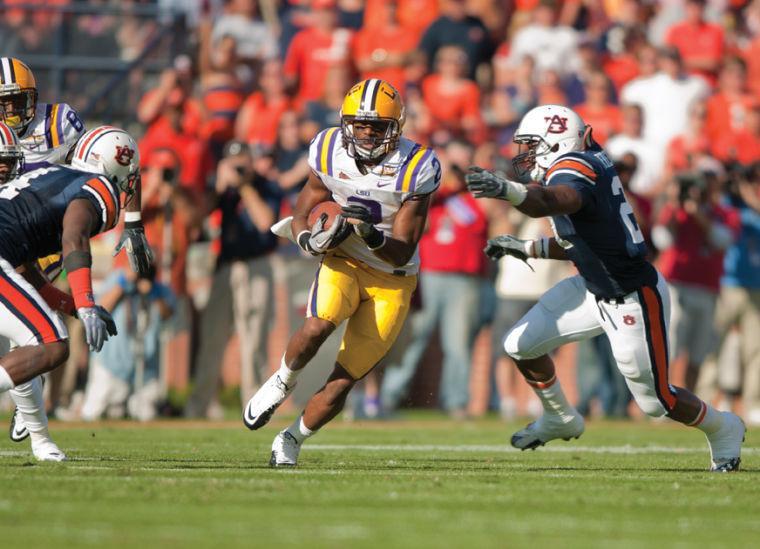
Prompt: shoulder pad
<box><xmin>308</xmin><ymin>127</ymin><xmax>341</xmax><ymax>177</ymax></box>
<box><xmin>50</xmin><ymin>102</ymin><xmax>86</xmax><ymax>150</ymax></box>
<box><xmin>546</xmin><ymin>152</ymin><xmax>599</xmax><ymax>185</ymax></box>
<box><xmin>395</xmin><ymin>145</ymin><xmax>441</xmax><ymax>196</ymax></box>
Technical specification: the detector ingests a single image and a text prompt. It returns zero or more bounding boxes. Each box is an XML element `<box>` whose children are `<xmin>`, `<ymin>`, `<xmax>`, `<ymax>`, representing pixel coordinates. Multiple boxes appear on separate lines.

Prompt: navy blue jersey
<box><xmin>545</xmin><ymin>147</ymin><xmax>657</xmax><ymax>298</ymax></box>
<box><xmin>0</xmin><ymin>166</ymin><xmax>120</xmax><ymax>267</ymax></box>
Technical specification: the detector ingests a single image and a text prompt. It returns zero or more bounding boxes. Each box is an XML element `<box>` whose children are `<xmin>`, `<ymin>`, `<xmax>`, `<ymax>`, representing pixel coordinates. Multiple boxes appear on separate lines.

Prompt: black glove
<box><xmin>113</xmin><ymin>221</ymin><xmax>154</xmax><ymax>277</ymax></box>
<box><xmin>466</xmin><ymin>166</ymin><xmax>528</xmax><ymax>204</ymax></box>
<box><xmin>484</xmin><ymin>235</ymin><xmax>534</xmax><ymax>270</ymax></box>
<box><xmin>341</xmin><ymin>204</ymin><xmax>385</xmax><ymax>249</ymax></box>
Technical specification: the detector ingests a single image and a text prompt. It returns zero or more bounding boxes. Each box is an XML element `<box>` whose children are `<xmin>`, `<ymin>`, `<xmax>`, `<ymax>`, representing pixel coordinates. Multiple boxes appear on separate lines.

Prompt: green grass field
<box><xmin>0</xmin><ymin>414</ymin><xmax>757</xmax><ymax>548</ymax></box>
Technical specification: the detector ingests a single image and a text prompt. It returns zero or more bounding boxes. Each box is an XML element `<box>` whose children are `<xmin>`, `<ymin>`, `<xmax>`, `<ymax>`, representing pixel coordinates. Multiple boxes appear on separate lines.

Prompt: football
<box><xmin>307</xmin><ymin>200</ymin><xmax>342</xmax><ymax>230</ymax></box>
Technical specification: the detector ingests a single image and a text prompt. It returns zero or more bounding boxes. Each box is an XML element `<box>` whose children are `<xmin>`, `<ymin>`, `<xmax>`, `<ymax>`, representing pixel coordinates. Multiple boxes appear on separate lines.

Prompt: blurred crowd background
<box><xmin>1</xmin><ymin>0</ymin><xmax>759</xmax><ymax>426</ymax></box>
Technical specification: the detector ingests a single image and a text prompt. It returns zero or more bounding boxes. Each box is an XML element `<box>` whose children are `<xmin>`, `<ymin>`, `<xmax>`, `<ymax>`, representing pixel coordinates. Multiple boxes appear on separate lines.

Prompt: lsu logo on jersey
<box><xmin>114</xmin><ymin>145</ymin><xmax>135</xmax><ymax>166</ymax></box>
<box><xmin>544</xmin><ymin>115</ymin><xmax>569</xmax><ymax>134</ymax></box>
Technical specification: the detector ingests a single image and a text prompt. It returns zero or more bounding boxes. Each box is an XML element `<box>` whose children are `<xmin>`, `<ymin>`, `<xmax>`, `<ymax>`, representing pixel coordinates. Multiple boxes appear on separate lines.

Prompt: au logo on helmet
<box><xmin>544</xmin><ymin>115</ymin><xmax>568</xmax><ymax>134</ymax></box>
<box><xmin>114</xmin><ymin>145</ymin><xmax>135</xmax><ymax>166</ymax></box>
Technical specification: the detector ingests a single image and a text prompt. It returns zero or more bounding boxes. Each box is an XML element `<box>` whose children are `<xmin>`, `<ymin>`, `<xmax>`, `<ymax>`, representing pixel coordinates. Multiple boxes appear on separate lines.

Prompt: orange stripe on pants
<box><xmin>0</xmin><ymin>275</ymin><xmax>59</xmax><ymax>344</ymax></box>
<box><xmin>641</xmin><ymin>286</ymin><xmax>676</xmax><ymax>410</ymax></box>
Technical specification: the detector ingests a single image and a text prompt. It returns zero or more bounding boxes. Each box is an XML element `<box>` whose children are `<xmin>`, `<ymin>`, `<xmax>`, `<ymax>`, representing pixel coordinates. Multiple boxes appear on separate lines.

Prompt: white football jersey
<box><xmin>308</xmin><ymin>127</ymin><xmax>441</xmax><ymax>275</ymax></box>
<box><xmin>17</xmin><ymin>102</ymin><xmax>86</xmax><ymax>170</ymax></box>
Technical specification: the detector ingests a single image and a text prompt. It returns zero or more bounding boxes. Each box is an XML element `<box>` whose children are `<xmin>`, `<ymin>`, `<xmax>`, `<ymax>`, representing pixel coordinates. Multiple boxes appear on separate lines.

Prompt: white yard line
<box><xmin>305</xmin><ymin>444</ymin><xmax>760</xmax><ymax>455</ymax></box>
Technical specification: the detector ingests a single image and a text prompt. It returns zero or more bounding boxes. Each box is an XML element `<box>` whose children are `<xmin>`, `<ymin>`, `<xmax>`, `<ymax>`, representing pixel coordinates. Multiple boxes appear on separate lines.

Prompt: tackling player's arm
<box><xmin>17</xmin><ymin>262</ymin><xmax>76</xmax><ymax>316</ymax></box>
<box><xmin>62</xmin><ymin>199</ymin><xmax>118</xmax><ymax>351</ymax></box>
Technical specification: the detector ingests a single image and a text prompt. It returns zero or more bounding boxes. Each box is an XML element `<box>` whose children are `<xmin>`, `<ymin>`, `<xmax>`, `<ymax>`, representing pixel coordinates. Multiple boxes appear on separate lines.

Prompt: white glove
<box><xmin>466</xmin><ymin>166</ymin><xmax>528</xmax><ymax>205</ymax></box>
<box><xmin>77</xmin><ymin>306</ymin><xmax>118</xmax><ymax>352</ymax></box>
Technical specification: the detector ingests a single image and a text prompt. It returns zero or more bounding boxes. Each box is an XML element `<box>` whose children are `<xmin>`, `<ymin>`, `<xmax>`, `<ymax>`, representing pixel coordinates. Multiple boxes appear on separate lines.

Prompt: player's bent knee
<box><xmin>301</xmin><ymin>318</ymin><xmax>335</xmax><ymax>346</ymax></box>
<box><xmin>634</xmin><ymin>394</ymin><xmax>668</xmax><ymax>418</ymax></box>
<box><xmin>44</xmin><ymin>340</ymin><xmax>69</xmax><ymax>372</ymax></box>
<box><xmin>503</xmin><ymin>327</ymin><xmax>540</xmax><ymax>361</ymax></box>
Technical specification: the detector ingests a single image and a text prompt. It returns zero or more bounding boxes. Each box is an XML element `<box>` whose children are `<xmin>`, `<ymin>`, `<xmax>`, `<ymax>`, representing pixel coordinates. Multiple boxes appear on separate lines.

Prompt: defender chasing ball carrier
<box><xmin>466</xmin><ymin>104</ymin><xmax>745</xmax><ymax>472</ymax></box>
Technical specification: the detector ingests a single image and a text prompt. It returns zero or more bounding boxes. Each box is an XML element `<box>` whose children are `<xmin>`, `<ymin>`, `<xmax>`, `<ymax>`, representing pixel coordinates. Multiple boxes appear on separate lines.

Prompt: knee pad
<box><xmin>633</xmin><ymin>393</ymin><xmax>668</xmax><ymax>418</ymax></box>
<box><xmin>504</xmin><ymin>324</ymin><xmax>538</xmax><ymax>361</ymax></box>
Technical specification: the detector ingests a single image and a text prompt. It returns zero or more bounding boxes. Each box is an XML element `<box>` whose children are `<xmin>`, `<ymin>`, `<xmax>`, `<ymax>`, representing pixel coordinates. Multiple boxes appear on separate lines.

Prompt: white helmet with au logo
<box><xmin>512</xmin><ymin>105</ymin><xmax>588</xmax><ymax>182</ymax></box>
<box><xmin>71</xmin><ymin>125</ymin><xmax>140</xmax><ymax>199</ymax></box>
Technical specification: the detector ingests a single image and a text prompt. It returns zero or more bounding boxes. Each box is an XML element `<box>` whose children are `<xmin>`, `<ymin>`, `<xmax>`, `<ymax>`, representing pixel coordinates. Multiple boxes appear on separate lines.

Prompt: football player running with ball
<box><xmin>244</xmin><ymin>79</ymin><xmax>440</xmax><ymax>467</ymax></box>
<box><xmin>466</xmin><ymin>105</ymin><xmax>744</xmax><ymax>472</ymax></box>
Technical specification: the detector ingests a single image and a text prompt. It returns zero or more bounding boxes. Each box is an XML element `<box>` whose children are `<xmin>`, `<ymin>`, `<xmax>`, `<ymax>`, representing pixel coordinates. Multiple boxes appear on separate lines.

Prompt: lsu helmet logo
<box><xmin>114</xmin><ymin>145</ymin><xmax>135</xmax><ymax>166</ymax></box>
<box><xmin>544</xmin><ymin>115</ymin><xmax>568</xmax><ymax>134</ymax></box>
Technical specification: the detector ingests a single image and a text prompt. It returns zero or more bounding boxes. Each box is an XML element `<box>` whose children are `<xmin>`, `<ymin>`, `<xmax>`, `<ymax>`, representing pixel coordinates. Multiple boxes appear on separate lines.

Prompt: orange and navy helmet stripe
<box><xmin>75</xmin><ymin>125</ymin><xmax>118</xmax><ymax>164</ymax></box>
<box><xmin>83</xmin><ymin>176</ymin><xmax>119</xmax><ymax>230</ymax></box>
<box><xmin>546</xmin><ymin>157</ymin><xmax>597</xmax><ymax>184</ymax></box>
<box><xmin>0</xmin><ymin>121</ymin><xmax>16</xmax><ymax>145</ymax></box>
<box><xmin>316</xmin><ymin>127</ymin><xmax>340</xmax><ymax>176</ymax></box>
<box><xmin>637</xmin><ymin>285</ymin><xmax>677</xmax><ymax>412</ymax></box>
<box><xmin>395</xmin><ymin>145</ymin><xmax>432</xmax><ymax>192</ymax></box>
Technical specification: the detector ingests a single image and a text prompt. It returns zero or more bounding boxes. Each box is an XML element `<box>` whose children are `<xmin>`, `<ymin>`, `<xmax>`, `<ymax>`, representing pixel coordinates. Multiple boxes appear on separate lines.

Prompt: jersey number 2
<box><xmin>611</xmin><ymin>176</ymin><xmax>644</xmax><ymax>245</ymax></box>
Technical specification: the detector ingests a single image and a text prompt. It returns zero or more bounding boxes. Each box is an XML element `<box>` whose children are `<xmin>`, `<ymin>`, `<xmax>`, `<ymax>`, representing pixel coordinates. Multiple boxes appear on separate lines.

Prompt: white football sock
<box><xmin>527</xmin><ymin>375</ymin><xmax>576</xmax><ymax>418</ymax></box>
<box><xmin>11</xmin><ymin>377</ymin><xmax>49</xmax><ymax>439</ymax></box>
<box><xmin>285</xmin><ymin>415</ymin><xmax>314</xmax><ymax>444</ymax></box>
<box><xmin>0</xmin><ymin>366</ymin><xmax>15</xmax><ymax>392</ymax></box>
<box><xmin>277</xmin><ymin>356</ymin><xmax>300</xmax><ymax>387</ymax></box>
<box><xmin>689</xmin><ymin>401</ymin><xmax>723</xmax><ymax>435</ymax></box>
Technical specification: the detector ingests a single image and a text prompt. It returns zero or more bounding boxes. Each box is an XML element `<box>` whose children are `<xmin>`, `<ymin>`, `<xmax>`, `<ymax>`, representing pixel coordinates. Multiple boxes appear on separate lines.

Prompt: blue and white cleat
<box><xmin>707</xmin><ymin>412</ymin><xmax>745</xmax><ymax>473</ymax></box>
<box><xmin>9</xmin><ymin>407</ymin><xmax>29</xmax><ymax>442</ymax></box>
<box><xmin>243</xmin><ymin>373</ymin><xmax>295</xmax><ymax>431</ymax></box>
<box><xmin>510</xmin><ymin>412</ymin><xmax>585</xmax><ymax>450</ymax></box>
<box><xmin>270</xmin><ymin>430</ymin><xmax>301</xmax><ymax>468</ymax></box>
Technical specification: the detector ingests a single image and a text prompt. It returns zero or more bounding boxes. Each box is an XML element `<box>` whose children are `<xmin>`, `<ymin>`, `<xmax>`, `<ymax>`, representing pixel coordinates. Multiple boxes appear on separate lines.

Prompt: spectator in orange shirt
<box><xmin>138</xmin><ymin>57</ymin><xmax>202</xmax><ymax>137</ymax></box>
<box><xmin>742</xmin><ymin>31</ymin><xmax>760</xmax><ymax>101</ymax></box>
<box><xmin>139</xmin><ymin>89</ymin><xmax>213</xmax><ymax>195</ymax></box>
<box><xmin>706</xmin><ymin>57</ymin><xmax>755</xmax><ymax>143</ymax></box>
<box><xmin>283</xmin><ymin>0</ymin><xmax>354</xmax><ymax>106</ymax></box>
<box><xmin>199</xmin><ymin>34</ymin><xmax>245</xmax><ymax>160</ymax></box>
<box><xmin>574</xmin><ymin>72</ymin><xmax>622</xmax><ymax>146</ymax></box>
<box><xmin>353</xmin><ymin>0</ymin><xmax>416</xmax><ymax>93</ymax></box>
<box><xmin>664</xmin><ymin>0</ymin><xmax>724</xmax><ymax>85</ymax></box>
<box><xmin>665</xmin><ymin>100</ymin><xmax>712</xmax><ymax>176</ymax></box>
<box><xmin>235</xmin><ymin>60</ymin><xmax>292</xmax><ymax>148</ymax></box>
<box><xmin>421</xmin><ymin>45</ymin><xmax>486</xmax><ymax>145</ymax></box>
<box><xmin>713</xmin><ymin>105</ymin><xmax>760</xmax><ymax>165</ymax></box>
<box><xmin>362</xmin><ymin>0</ymin><xmax>439</xmax><ymax>42</ymax></box>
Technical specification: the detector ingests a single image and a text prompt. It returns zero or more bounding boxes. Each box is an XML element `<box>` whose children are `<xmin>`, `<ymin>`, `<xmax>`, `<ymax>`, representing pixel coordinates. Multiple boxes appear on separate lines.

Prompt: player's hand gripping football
<box><xmin>302</xmin><ymin>214</ymin><xmax>349</xmax><ymax>255</ymax></box>
<box><xmin>77</xmin><ymin>305</ymin><xmax>118</xmax><ymax>352</ymax></box>
<box><xmin>341</xmin><ymin>204</ymin><xmax>386</xmax><ymax>250</ymax></box>
<box><xmin>113</xmin><ymin>222</ymin><xmax>154</xmax><ymax>277</ymax></box>
<box><xmin>484</xmin><ymin>235</ymin><xmax>534</xmax><ymax>270</ymax></box>
<box><xmin>466</xmin><ymin>166</ymin><xmax>528</xmax><ymax>205</ymax></box>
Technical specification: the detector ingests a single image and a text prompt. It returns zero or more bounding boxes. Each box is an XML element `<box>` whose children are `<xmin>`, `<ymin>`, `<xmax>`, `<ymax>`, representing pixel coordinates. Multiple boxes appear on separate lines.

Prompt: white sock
<box><xmin>689</xmin><ymin>401</ymin><xmax>723</xmax><ymax>435</ymax></box>
<box><xmin>277</xmin><ymin>356</ymin><xmax>300</xmax><ymax>387</ymax></box>
<box><xmin>285</xmin><ymin>415</ymin><xmax>314</xmax><ymax>444</ymax></box>
<box><xmin>526</xmin><ymin>375</ymin><xmax>575</xmax><ymax>418</ymax></box>
<box><xmin>0</xmin><ymin>366</ymin><xmax>15</xmax><ymax>392</ymax></box>
<box><xmin>10</xmin><ymin>377</ymin><xmax>49</xmax><ymax>437</ymax></box>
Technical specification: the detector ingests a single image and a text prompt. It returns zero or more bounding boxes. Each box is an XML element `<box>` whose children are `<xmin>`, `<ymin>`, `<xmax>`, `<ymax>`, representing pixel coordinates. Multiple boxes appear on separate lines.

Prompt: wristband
<box><xmin>125</xmin><ymin>211</ymin><xmax>142</xmax><ymax>223</ymax></box>
<box><xmin>362</xmin><ymin>226</ymin><xmax>386</xmax><ymax>250</ymax></box>
<box><xmin>38</xmin><ymin>283</ymin><xmax>76</xmax><ymax>316</ymax></box>
<box><xmin>296</xmin><ymin>230</ymin><xmax>314</xmax><ymax>254</ymax></box>
<box><xmin>67</xmin><ymin>267</ymin><xmax>95</xmax><ymax>309</ymax></box>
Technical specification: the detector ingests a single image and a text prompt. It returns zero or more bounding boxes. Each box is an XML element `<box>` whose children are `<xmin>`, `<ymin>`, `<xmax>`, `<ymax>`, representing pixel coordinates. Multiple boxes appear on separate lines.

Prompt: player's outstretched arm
<box><xmin>466</xmin><ymin>166</ymin><xmax>583</xmax><ymax>218</ymax></box>
<box><xmin>114</xmin><ymin>173</ymin><xmax>154</xmax><ymax>277</ymax></box>
<box><xmin>62</xmin><ymin>200</ymin><xmax>117</xmax><ymax>352</ymax></box>
<box><xmin>342</xmin><ymin>193</ymin><xmax>431</xmax><ymax>267</ymax></box>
